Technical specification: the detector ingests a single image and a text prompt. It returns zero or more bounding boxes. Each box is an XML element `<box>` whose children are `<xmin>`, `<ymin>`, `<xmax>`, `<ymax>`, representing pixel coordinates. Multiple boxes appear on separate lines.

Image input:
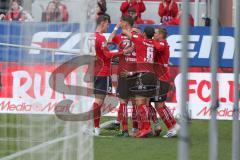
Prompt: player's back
<box><xmin>131</xmin><ymin>34</ymin><xmax>158</xmax><ymax>73</ymax></box>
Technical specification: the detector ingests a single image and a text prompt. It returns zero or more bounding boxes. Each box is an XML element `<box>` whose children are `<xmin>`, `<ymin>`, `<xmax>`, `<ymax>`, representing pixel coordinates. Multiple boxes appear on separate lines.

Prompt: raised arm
<box><xmin>120</xmin><ymin>1</ymin><xmax>130</xmax><ymax>13</ymax></box>
<box><xmin>108</xmin><ymin>22</ymin><xmax>121</xmax><ymax>42</ymax></box>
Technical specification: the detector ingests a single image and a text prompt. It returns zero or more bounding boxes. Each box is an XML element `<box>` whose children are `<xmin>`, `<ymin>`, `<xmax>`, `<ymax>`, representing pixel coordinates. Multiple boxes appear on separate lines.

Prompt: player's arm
<box><xmin>103</xmin><ymin>46</ymin><xmax>134</xmax><ymax>58</ymax></box>
<box><xmin>108</xmin><ymin>22</ymin><xmax>121</xmax><ymax>42</ymax></box>
<box><xmin>102</xmin><ymin>44</ymin><xmax>123</xmax><ymax>58</ymax></box>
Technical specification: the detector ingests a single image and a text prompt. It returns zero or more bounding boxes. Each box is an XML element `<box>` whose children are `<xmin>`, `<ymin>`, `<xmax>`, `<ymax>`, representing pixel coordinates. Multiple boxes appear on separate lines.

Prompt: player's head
<box><xmin>154</xmin><ymin>27</ymin><xmax>168</xmax><ymax>41</ymax></box>
<box><xmin>143</xmin><ymin>26</ymin><xmax>155</xmax><ymax>39</ymax></box>
<box><xmin>128</xmin><ymin>7</ymin><xmax>137</xmax><ymax>21</ymax></box>
<box><xmin>121</xmin><ymin>15</ymin><xmax>134</xmax><ymax>29</ymax></box>
<box><xmin>96</xmin><ymin>14</ymin><xmax>111</xmax><ymax>33</ymax></box>
<box><xmin>132</xmin><ymin>25</ymin><xmax>142</xmax><ymax>34</ymax></box>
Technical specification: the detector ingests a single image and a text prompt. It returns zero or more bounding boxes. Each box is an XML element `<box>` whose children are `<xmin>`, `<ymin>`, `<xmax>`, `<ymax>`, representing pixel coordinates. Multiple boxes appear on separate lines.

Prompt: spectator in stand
<box><xmin>3</xmin><ymin>0</ymin><xmax>33</xmax><ymax>21</ymax></box>
<box><xmin>51</xmin><ymin>0</ymin><xmax>69</xmax><ymax>22</ymax></box>
<box><xmin>0</xmin><ymin>0</ymin><xmax>9</xmax><ymax>15</ymax></box>
<box><xmin>128</xmin><ymin>7</ymin><xmax>144</xmax><ymax>24</ymax></box>
<box><xmin>158</xmin><ymin>0</ymin><xmax>179</xmax><ymax>24</ymax></box>
<box><xmin>96</xmin><ymin>0</ymin><xmax>107</xmax><ymax>18</ymax></box>
<box><xmin>120</xmin><ymin>0</ymin><xmax>145</xmax><ymax>19</ymax></box>
<box><xmin>163</xmin><ymin>11</ymin><xmax>194</xmax><ymax>26</ymax></box>
<box><xmin>42</xmin><ymin>1</ymin><xmax>61</xmax><ymax>22</ymax></box>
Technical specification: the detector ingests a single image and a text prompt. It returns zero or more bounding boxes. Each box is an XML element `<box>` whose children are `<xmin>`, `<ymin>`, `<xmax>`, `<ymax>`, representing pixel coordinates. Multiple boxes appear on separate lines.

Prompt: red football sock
<box><xmin>132</xmin><ymin>105</ymin><xmax>138</xmax><ymax>129</ymax></box>
<box><xmin>164</xmin><ymin>105</ymin><xmax>177</xmax><ymax>127</ymax></box>
<box><xmin>148</xmin><ymin>104</ymin><xmax>158</xmax><ymax>124</ymax></box>
<box><xmin>156</xmin><ymin>105</ymin><xmax>176</xmax><ymax>130</ymax></box>
<box><xmin>138</xmin><ymin>104</ymin><xmax>151</xmax><ymax>131</ymax></box>
<box><xmin>93</xmin><ymin>102</ymin><xmax>101</xmax><ymax>128</ymax></box>
<box><xmin>119</xmin><ymin>103</ymin><xmax>128</xmax><ymax>131</ymax></box>
<box><xmin>117</xmin><ymin>103</ymin><xmax>124</xmax><ymax>122</ymax></box>
<box><xmin>142</xmin><ymin>105</ymin><xmax>151</xmax><ymax>130</ymax></box>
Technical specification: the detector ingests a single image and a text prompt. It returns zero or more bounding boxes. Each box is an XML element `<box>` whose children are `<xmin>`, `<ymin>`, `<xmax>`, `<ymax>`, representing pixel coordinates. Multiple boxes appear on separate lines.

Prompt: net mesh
<box><xmin>0</xmin><ymin>0</ymin><xmax>96</xmax><ymax>160</ymax></box>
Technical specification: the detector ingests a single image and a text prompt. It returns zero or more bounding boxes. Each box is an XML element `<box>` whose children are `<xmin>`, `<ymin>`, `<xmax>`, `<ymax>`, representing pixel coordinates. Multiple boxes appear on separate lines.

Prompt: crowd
<box><xmin>0</xmin><ymin>0</ymin><xmax>68</xmax><ymax>22</ymax></box>
<box><xmin>0</xmin><ymin>0</ymin><xmax>194</xmax><ymax>26</ymax></box>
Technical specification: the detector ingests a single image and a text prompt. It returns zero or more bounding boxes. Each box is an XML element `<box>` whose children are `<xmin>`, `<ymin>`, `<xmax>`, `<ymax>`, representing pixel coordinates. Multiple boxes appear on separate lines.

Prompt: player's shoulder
<box><xmin>156</xmin><ymin>39</ymin><xmax>168</xmax><ymax>45</ymax></box>
<box><xmin>96</xmin><ymin>32</ymin><xmax>106</xmax><ymax>41</ymax></box>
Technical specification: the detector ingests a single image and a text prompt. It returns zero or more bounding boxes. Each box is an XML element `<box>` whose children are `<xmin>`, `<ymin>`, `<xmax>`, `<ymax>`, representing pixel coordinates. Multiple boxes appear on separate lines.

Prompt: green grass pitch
<box><xmin>0</xmin><ymin>115</ymin><xmax>234</xmax><ymax>160</ymax></box>
<box><xmin>95</xmin><ymin>118</ymin><xmax>233</xmax><ymax>160</ymax></box>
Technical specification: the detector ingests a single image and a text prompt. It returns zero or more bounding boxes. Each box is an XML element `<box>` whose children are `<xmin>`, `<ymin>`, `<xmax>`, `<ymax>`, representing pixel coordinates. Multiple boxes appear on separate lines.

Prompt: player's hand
<box><xmin>116</xmin><ymin>21</ymin><xmax>122</xmax><ymax>28</ymax></box>
<box><xmin>162</xmin><ymin>0</ymin><xmax>167</xmax><ymax>8</ymax></box>
<box><xmin>169</xmin><ymin>0</ymin><xmax>174</xmax><ymax>10</ymax></box>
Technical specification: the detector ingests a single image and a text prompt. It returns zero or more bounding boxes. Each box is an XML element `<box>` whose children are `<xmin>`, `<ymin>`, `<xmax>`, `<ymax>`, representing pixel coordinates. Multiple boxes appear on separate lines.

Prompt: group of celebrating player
<box><xmin>91</xmin><ymin>14</ymin><xmax>179</xmax><ymax>138</ymax></box>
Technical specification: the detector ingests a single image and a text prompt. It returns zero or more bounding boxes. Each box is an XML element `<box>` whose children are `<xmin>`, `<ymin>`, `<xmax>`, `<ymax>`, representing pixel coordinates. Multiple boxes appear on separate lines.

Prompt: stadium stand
<box><xmin>1</xmin><ymin>0</ymin><xmax>33</xmax><ymax>21</ymax></box>
<box><xmin>120</xmin><ymin>0</ymin><xmax>146</xmax><ymax>18</ymax></box>
<box><xmin>158</xmin><ymin>0</ymin><xmax>179</xmax><ymax>24</ymax></box>
<box><xmin>41</xmin><ymin>0</ymin><xmax>69</xmax><ymax>22</ymax></box>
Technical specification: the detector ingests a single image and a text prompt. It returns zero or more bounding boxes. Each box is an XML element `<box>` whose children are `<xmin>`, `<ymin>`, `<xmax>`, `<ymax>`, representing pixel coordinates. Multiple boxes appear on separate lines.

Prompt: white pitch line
<box><xmin>0</xmin><ymin>132</ymin><xmax>80</xmax><ymax>160</ymax></box>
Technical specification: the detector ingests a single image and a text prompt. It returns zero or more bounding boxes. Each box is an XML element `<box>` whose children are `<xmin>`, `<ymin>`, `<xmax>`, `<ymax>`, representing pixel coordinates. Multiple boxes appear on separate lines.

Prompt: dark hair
<box><xmin>121</xmin><ymin>15</ymin><xmax>134</xmax><ymax>27</ymax></box>
<box><xmin>144</xmin><ymin>26</ymin><xmax>155</xmax><ymax>39</ymax></box>
<box><xmin>97</xmin><ymin>0</ymin><xmax>107</xmax><ymax>14</ymax></box>
<box><xmin>155</xmin><ymin>27</ymin><xmax>168</xmax><ymax>38</ymax></box>
<box><xmin>96</xmin><ymin>14</ymin><xmax>111</xmax><ymax>26</ymax></box>
<box><xmin>103</xmin><ymin>13</ymin><xmax>111</xmax><ymax>23</ymax></box>
<box><xmin>128</xmin><ymin>7</ymin><xmax>136</xmax><ymax>13</ymax></box>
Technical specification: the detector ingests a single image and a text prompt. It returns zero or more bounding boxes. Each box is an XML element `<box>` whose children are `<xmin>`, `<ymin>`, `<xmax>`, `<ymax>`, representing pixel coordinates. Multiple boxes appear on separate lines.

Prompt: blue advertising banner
<box><xmin>0</xmin><ymin>22</ymin><xmax>235</xmax><ymax>67</ymax></box>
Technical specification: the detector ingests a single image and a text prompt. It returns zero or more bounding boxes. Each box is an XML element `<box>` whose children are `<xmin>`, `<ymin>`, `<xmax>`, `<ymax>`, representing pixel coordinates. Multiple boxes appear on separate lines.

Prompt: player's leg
<box><xmin>91</xmin><ymin>76</ymin><xmax>111</xmax><ymax>136</ymax></box>
<box><xmin>133</xmin><ymin>72</ymin><xmax>157</xmax><ymax>138</ymax></box>
<box><xmin>116</xmin><ymin>76</ymin><xmax>130</xmax><ymax>136</ymax></box>
<box><xmin>117</xmin><ymin>98</ymin><xmax>129</xmax><ymax>136</ymax></box>
<box><xmin>134</xmin><ymin>96</ymin><xmax>152</xmax><ymax>138</ymax></box>
<box><xmin>131</xmin><ymin>98</ymin><xmax>138</xmax><ymax>134</ymax></box>
<box><xmin>154</xmin><ymin>80</ymin><xmax>179</xmax><ymax>138</ymax></box>
<box><xmin>93</xmin><ymin>94</ymin><xmax>105</xmax><ymax>135</ymax></box>
<box><xmin>148</xmin><ymin>99</ymin><xmax>162</xmax><ymax>136</ymax></box>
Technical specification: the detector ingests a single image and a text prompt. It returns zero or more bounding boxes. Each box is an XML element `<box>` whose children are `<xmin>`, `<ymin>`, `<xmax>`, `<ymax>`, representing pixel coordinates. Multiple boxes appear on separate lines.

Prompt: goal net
<box><xmin>0</xmin><ymin>0</ymin><xmax>96</xmax><ymax>160</ymax></box>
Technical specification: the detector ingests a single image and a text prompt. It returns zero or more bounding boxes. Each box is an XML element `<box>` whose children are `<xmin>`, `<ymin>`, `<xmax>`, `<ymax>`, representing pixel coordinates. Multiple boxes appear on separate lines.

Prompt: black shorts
<box><xmin>150</xmin><ymin>80</ymin><xmax>171</xmax><ymax>102</ymax></box>
<box><xmin>94</xmin><ymin>76</ymin><xmax>112</xmax><ymax>95</ymax></box>
<box><xmin>117</xmin><ymin>74</ymin><xmax>136</xmax><ymax>100</ymax></box>
<box><xmin>129</xmin><ymin>72</ymin><xmax>157</xmax><ymax>98</ymax></box>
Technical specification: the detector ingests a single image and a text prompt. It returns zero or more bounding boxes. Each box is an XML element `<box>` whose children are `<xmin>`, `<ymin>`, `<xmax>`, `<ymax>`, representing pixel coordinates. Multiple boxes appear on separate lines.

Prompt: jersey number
<box><xmin>146</xmin><ymin>47</ymin><xmax>154</xmax><ymax>62</ymax></box>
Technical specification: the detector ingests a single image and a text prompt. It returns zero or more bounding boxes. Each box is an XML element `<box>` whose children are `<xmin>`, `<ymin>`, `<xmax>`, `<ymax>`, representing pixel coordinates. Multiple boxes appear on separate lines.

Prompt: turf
<box><xmin>0</xmin><ymin>115</ymin><xmax>234</xmax><ymax>160</ymax></box>
<box><xmin>94</xmin><ymin>118</ymin><xmax>233</xmax><ymax>160</ymax></box>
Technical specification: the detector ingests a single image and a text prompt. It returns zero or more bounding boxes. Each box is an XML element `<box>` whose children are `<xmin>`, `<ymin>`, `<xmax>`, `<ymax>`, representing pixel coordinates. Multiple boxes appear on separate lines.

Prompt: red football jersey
<box><xmin>94</xmin><ymin>32</ymin><xmax>111</xmax><ymax>76</ymax></box>
<box><xmin>112</xmin><ymin>32</ymin><xmax>136</xmax><ymax>73</ymax></box>
<box><xmin>154</xmin><ymin>39</ymin><xmax>171</xmax><ymax>81</ymax></box>
<box><xmin>132</xmin><ymin>34</ymin><xmax>169</xmax><ymax>73</ymax></box>
<box><xmin>131</xmin><ymin>34</ymin><xmax>162</xmax><ymax>73</ymax></box>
